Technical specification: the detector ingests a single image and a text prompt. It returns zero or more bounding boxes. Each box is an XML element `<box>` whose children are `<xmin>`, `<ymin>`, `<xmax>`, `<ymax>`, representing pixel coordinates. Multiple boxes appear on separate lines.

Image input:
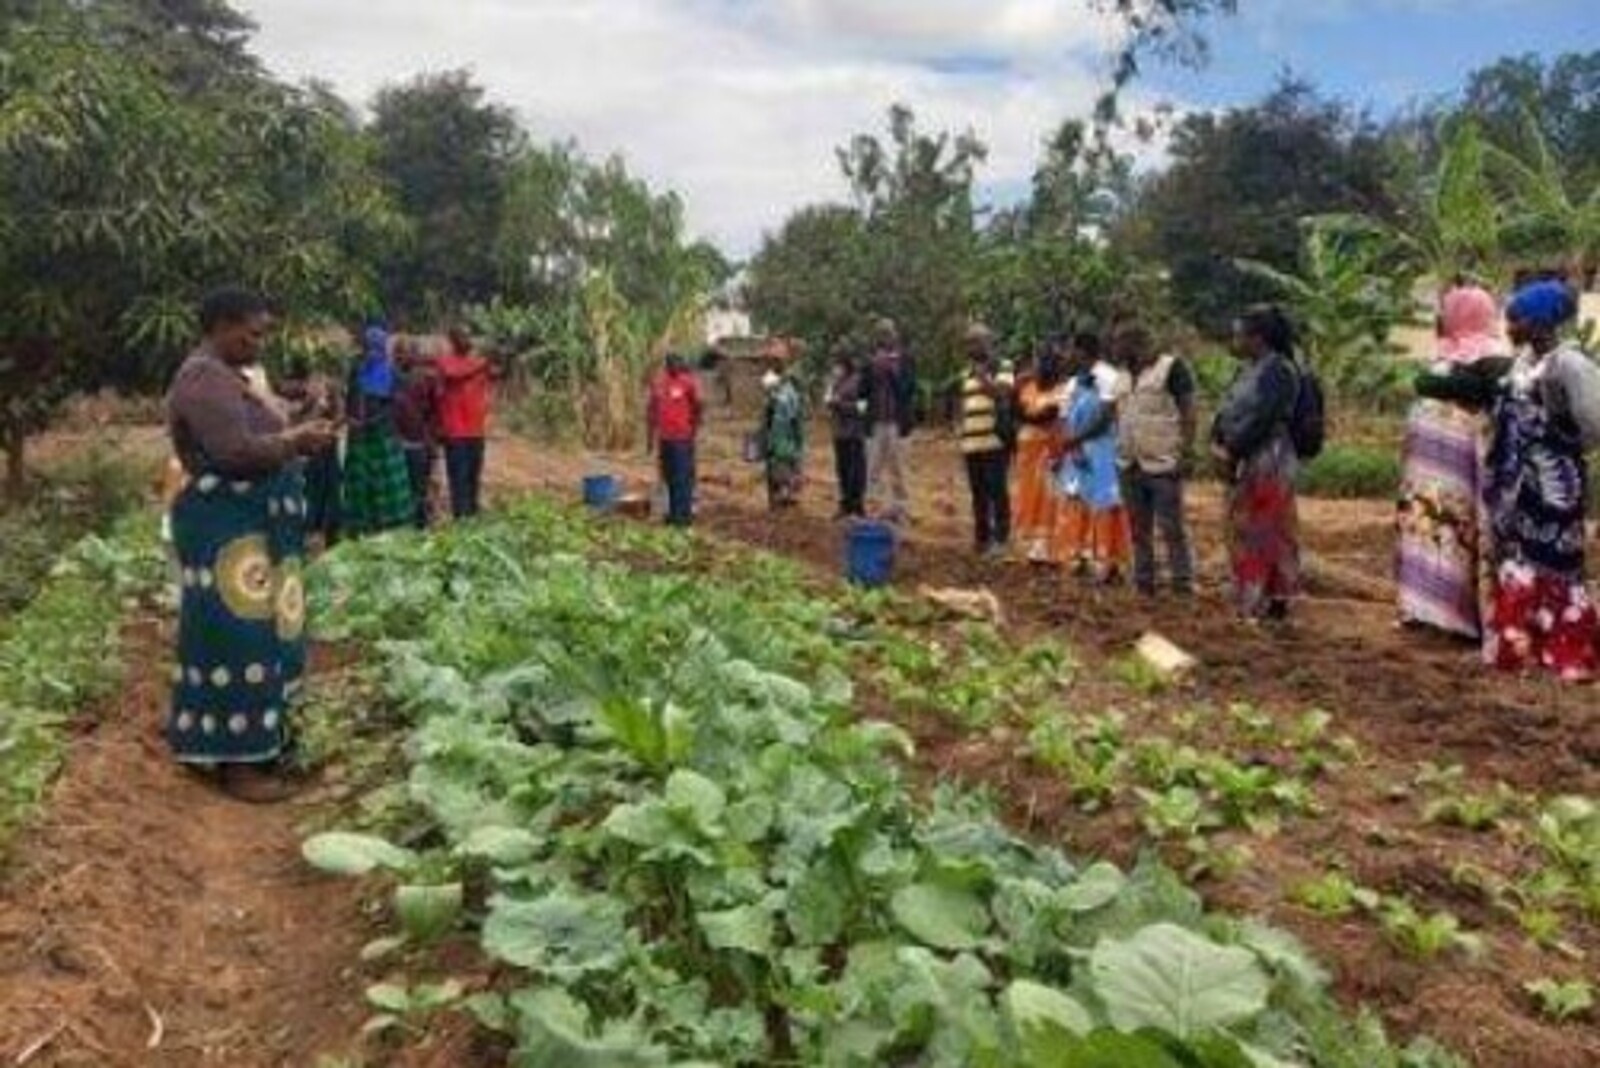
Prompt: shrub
<box><xmin>1298</xmin><ymin>444</ymin><xmax>1400</xmax><ymax>500</ymax></box>
<box><xmin>0</xmin><ymin>441</ymin><xmax>153</xmax><ymax>615</ymax></box>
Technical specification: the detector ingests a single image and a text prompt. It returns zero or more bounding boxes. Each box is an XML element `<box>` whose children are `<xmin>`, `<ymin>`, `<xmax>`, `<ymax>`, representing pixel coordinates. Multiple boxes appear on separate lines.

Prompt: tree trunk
<box><xmin>4</xmin><ymin>424</ymin><xmax>25</xmax><ymax>504</ymax></box>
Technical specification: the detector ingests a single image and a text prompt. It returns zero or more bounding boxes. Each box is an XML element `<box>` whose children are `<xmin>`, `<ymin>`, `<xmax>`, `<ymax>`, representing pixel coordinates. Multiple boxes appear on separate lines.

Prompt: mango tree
<box><xmin>0</xmin><ymin>16</ymin><xmax>201</xmax><ymax>498</ymax></box>
<box><xmin>0</xmin><ymin>9</ymin><xmax>404</xmax><ymax>499</ymax></box>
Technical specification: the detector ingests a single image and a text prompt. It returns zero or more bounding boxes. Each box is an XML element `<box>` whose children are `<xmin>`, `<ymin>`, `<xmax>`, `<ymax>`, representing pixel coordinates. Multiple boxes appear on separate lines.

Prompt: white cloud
<box><xmin>238</xmin><ymin>0</ymin><xmax>1164</xmax><ymax>257</ymax></box>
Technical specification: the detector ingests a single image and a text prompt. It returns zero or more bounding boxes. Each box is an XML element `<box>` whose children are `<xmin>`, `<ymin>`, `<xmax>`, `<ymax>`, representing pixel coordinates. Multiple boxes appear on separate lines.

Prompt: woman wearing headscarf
<box><xmin>1480</xmin><ymin>281</ymin><xmax>1600</xmax><ymax>681</ymax></box>
<box><xmin>341</xmin><ymin>322</ymin><xmax>414</xmax><ymax>536</ymax></box>
<box><xmin>1013</xmin><ymin>340</ymin><xmax>1070</xmax><ymax>564</ymax></box>
<box><xmin>760</xmin><ymin>358</ymin><xmax>806</xmax><ymax>510</ymax></box>
<box><xmin>1212</xmin><ymin>306</ymin><xmax>1302</xmax><ymax>621</ymax></box>
<box><xmin>1396</xmin><ymin>285</ymin><xmax>1505</xmax><ymax>637</ymax></box>
<box><xmin>165</xmin><ymin>288</ymin><xmax>337</xmax><ymax>801</ymax></box>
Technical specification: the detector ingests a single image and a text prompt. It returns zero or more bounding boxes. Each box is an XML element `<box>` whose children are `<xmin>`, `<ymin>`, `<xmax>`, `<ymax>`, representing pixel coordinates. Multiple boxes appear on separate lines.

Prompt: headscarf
<box><xmin>1506</xmin><ymin>280</ymin><xmax>1578</xmax><ymax>331</ymax></box>
<box><xmin>1437</xmin><ymin>285</ymin><xmax>1501</xmax><ymax>364</ymax></box>
<box><xmin>356</xmin><ymin>324</ymin><xmax>396</xmax><ymax>398</ymax></box>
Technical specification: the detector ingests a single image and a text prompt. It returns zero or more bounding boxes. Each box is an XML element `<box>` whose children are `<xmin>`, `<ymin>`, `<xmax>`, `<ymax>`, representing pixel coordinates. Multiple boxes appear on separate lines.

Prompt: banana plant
<box><xmin>1482</xmin><ymin>107</ymin><xmax>1600</xmax><ymax>288</ymax></box>
<box><xmin>1235</xmin><ymin>216</ymin><xmax>1420</xmax><ymax>405</ymax></box>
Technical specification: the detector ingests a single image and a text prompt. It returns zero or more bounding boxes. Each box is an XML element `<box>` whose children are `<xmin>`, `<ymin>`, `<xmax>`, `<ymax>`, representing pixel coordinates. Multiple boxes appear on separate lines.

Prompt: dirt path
<box><xmin>0</xmin><ymin>621</ymin><xmax>370</xmax><ymax>1067</ymax></box>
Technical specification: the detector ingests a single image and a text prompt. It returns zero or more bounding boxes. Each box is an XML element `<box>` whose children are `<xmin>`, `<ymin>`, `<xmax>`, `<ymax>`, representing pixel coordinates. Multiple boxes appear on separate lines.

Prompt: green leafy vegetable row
<box><xmin>0</xmin><ymin>515</ymin><xmax>167</xmax><ymax>854</ymax></box>
<box><xmin>305</xmin><ymin>500</ymin><xmax>1459</xmax><ymax>1067</ymax></box>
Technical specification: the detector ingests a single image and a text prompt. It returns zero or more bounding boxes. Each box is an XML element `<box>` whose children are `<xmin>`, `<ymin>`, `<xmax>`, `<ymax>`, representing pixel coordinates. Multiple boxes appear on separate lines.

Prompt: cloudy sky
<box><xmin>238</xmin><ymin>0</ymin><xmax>1591</xmax><ymax>256</ymax></box>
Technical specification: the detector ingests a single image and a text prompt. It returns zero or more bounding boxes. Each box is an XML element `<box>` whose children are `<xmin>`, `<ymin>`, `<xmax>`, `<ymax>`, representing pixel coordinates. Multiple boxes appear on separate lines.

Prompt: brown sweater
<box><xmin>167</xmin><ymin>348</ymin><xmax>294</xmax><ymax>478</ymax></box>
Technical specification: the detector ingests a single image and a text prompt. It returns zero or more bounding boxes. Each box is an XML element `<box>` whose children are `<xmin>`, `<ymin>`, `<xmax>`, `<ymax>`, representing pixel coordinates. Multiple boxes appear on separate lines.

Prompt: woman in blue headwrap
<box><xmin>341</xmin><ymin>322</ymin><xmax>415</xmax><ymax>536</ymax></box>
<box><xmin>1464</xmin><ymin>280</ymin><xmax>1599</xmax><ymax>681</ymax></box>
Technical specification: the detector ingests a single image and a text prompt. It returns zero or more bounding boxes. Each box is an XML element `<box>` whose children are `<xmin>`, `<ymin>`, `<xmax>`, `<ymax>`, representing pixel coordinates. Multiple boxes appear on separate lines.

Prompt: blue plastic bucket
<box><xmin>846</xmin><ymin>521</ymin><xmax>896</xmax><ymax>587</ymax></box>
<box><xmin>582</xmin><ymin>474</ymin><xmax>619</xmax><ymax>511</ymax></box>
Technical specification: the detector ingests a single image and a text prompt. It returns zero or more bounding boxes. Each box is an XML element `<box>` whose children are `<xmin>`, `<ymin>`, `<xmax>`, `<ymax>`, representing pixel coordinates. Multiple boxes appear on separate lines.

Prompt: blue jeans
<box><xmin>658</xmin><ymin>440</ymin><xmax>695</xmax><ymax>526</ymax></box>
<box><xmin>443</xmin><ymin>438</ymin><xmax>485</xmax><ymax>519</ymax></box>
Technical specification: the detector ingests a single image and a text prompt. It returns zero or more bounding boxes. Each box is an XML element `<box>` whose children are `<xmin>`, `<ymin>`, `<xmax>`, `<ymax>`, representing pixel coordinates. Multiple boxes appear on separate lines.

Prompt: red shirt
<box><xmin>649</xmin><ymin>370</ymin><xmax>700</xmax><ymax>443</ymax></box>
<box><xmin>436</xmin><ymin>351</ymin><xmax>492</xmax><ymax>440</ymax></box>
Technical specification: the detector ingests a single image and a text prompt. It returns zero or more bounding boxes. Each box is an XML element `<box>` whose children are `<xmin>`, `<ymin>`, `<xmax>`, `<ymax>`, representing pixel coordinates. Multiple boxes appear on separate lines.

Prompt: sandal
<box><xmin>218</xmin><ymin>762</ymin><xmax>301</xmax><ymax>805</ymax></box>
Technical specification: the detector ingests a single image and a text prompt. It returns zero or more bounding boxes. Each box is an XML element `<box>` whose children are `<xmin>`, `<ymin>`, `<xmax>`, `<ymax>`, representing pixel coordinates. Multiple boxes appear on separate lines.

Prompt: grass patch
<box><xmin>1299</xmin><ymin>443</ymin><xmax>1401</xmax><ymax>500</ymax></box>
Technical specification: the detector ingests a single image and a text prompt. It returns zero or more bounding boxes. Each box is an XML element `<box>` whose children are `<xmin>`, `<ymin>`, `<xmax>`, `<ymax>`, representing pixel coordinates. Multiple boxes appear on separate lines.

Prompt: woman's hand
<box><xmin>1209</xmin><ymin>442</ymin><xmax>1235</xmax><ymax>480</ymax></box>
<box><xmin>291</xmin><ymin>420</ymin><xmax>340</xmax><ymax>455</ymax></box>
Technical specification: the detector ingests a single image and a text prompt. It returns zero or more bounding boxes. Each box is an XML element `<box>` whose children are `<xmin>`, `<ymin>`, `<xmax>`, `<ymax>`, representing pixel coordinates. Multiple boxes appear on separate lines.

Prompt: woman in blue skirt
<box><xmin>165</xmin><ymin>288</ymin><xmax>338</xmax><ymax>802</ymax></box>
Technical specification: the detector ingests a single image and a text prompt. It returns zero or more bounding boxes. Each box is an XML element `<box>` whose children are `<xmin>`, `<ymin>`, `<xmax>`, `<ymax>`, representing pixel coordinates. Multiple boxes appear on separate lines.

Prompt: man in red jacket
<box><xmin>646</xmin><ymin>352</ymin><xmax>702</xmax><ymax>527</ymax></box>
<box><xmin>436</xmin><ymin>326</ymin><xmax>493</xmax><ymax>519</ymax></box>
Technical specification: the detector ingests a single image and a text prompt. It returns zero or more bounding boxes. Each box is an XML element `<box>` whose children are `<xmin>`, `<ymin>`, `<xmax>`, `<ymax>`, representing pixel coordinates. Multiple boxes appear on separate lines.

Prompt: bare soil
<box><xmin>0</xmin><ymin>624</ymin><xmax>374</xmax><ymax>1066</ymax></box>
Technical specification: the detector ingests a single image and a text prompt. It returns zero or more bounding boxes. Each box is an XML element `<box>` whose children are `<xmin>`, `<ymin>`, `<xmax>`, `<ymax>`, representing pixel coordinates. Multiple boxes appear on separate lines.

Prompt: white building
<box><xmin>705</xmin><ymin>305</ymin><xmax>753</xmax><ymax>346</ymax></box>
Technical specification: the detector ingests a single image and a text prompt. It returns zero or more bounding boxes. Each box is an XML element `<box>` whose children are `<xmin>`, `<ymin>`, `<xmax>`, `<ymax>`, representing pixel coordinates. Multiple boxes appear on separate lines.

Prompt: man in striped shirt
<box><xmin>959</xmin><ymin>323</ymin><xmax>1015</xmax><ymax>557</ymax></box>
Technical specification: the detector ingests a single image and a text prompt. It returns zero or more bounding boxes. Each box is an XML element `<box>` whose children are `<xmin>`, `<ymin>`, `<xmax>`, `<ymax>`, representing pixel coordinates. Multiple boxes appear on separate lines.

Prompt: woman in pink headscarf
<box><xmin>1395</xmin><ymin>284</ymin><xmax>1505</xmax><ymax>637</ymax></box>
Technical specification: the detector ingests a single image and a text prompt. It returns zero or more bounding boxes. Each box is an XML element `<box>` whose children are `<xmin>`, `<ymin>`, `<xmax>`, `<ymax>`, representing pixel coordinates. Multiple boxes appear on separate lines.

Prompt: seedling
<box><xmin>1138</xmin><ymin>786</ymin><xmax>1218</xmax><ymax>841</ymax></box>
<box><xmin>1422</xmin><ymin>782</ymin><xmax>1517</xmax><ymax>833</ymax></box>
<box><xmin>1379</xmin><ymin>898</ymin><xmax>1483</xmax><ymax>960</ymax></box>
<box><xmin>1289</xmin><ymin>870</ymin><xmax>1379</xmax><ymax>917</ymax></box>
<box><xmin>1227</xmin><ymin>703</ymin><xmax>1276</xmax><ymax>745</ymax></box>
<box><xmin>1287</xmin><ymin>708</ymin><xmax>1332</xmax><ymax>749</ymax></box>
<box><xmin>1524</xmin><ymin>978</ymin><xmax>1594</xmax><ymax>1023</ymax></box>
<box><xmin>364</xmin><ymin>978</ymin><xmax>465</xmax><ymax>1037</ymax></box>
<box><xmin>1112</xmin><ymin>652</ymin><xmax>1170</xmax><ymax>695</ymax></box>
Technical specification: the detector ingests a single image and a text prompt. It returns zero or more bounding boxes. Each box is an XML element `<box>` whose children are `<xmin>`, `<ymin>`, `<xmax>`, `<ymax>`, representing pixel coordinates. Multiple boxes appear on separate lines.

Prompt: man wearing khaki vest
<box><xmin>1115</xmin><ymin>324</ymin><xmax>1198</xmax><ymax>597</ymax></box>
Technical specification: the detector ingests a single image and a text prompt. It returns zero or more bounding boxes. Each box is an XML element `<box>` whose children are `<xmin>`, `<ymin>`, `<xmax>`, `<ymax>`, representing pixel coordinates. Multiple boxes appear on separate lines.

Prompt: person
<box><xmin>959</xmin><ymin>323</ymin><xmax>1013</xmax><ymax>557</ymax></box>
<box><xmin>1212</xmin><ymin>305</ymin><xmax>1302</xmax><ymax>622</ymax></box>
<box><xmin>165</xmin><ymin>287</ymin><xmax>337</xmax><ymax>802</ymax></box>
<box><xmin>761</xmin><ymin>359</ymin><xmax>806</xmax><ymax>510</ymax></box>
<box><xmin>1479</xmin><ymin>281</ymin><xmax>1599</xmax><ymax>681</ymax></box>
<box><xmin>862</xmin><ymin>317</ymin><xmax>916</xmax><ymax>523</ymax></box>
<box><xmin>1116</xmin><ymin>324</ymin><xmax>1198</xmax><ymax>597</ymax></box>
<box><xmin>647</xmin><ymin>352</ymin><xmax>703</xmax><ymax>527</ymax></box>
<box><xmin>1013</xmin><ymin>341</ymin><xmax>1070</xmax><ymax>564</ymax></box>
<box><xmin>436</xmin><ymin>326</ymin><xmax>493</xmax><ymax>519</ymax></box>
<box><xmin>279</xmin><ymin>358</ymin><xmax>343</xmax><ymax>548</ymax></box>
<box><xmin>706</xmin><ymin>344</ymin><xmax>735</xmax><ymax>408</ymax></box>
<box><xmin>825</xmin><ymin>345</ymin><xmax>868</xmax><ymax>518</ymax></box>
<box><xmin>394</xmin><ymin>339</ymin><xmax>442</xmax><ymax>530</ymax></box>
<box><xmin>1054</xmin><ymin>331</ymin><xmax>1131</xmax><ymax>583</ymax></box>
<box><xmin>1396</xmin><ymin>285</ymin><xmax>1504</xmax><ymax>638</ymax></box>
<box><xmin>343</xmin><ymin>323</ymin><xmax>415</xmax><ymax>536</ymax></box>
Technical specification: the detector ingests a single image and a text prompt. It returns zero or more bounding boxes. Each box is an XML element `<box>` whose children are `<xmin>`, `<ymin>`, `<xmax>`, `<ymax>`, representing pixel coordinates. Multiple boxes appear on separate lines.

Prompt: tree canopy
<box><xmin>1116</xmin><ymin>78</ymin><xmax>1399</xmax><ymax>336</ymax></box>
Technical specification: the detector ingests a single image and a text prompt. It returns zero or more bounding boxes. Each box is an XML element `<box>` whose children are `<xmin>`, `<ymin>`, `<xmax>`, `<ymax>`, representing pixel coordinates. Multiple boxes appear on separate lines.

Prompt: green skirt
<box><xmin>343</xmin><ymin>424</ymin><xmax>413</xmax><ymax>535</ymax></box>
<box><xmin>168</xmin><ymin>466</ymin><xmax>307</xmax><ymax>764</ymax></box>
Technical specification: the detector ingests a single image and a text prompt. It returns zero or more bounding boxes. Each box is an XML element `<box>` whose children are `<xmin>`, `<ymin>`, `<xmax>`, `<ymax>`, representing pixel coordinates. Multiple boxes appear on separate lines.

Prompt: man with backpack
<box><xmin>958</xmin><ymin>323</ymin><xmax>1015</xmax><ymax>557</ymax></box>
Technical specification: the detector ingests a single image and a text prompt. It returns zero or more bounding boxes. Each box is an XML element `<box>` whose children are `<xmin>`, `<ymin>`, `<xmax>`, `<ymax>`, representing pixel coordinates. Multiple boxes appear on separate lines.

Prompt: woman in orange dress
<box><xmin>1012</xmin><ymin>343</ymin><xmax>1069</xmax><ymax>564</ymax></box>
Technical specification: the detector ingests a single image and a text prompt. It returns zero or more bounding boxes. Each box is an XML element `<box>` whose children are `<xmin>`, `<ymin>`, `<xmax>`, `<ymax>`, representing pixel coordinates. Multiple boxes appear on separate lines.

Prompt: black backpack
<box><xmin>1287</xmin><ymin>357</ymin><xmax>1327</xmax><ymax>460</ymax></box>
